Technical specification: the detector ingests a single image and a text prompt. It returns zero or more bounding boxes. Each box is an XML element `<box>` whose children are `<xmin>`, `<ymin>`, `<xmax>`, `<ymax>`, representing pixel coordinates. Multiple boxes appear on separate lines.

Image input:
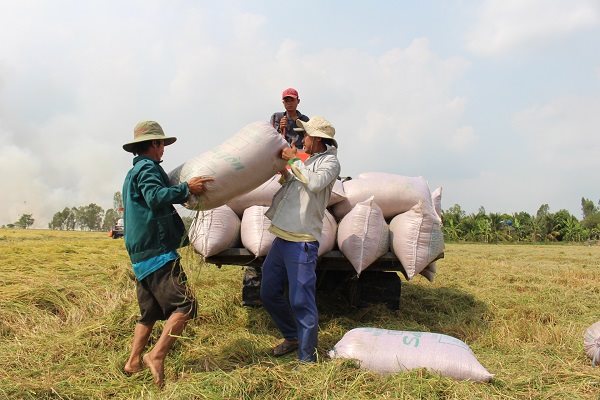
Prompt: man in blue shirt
<box><xmin>121</xmin><ymin>121</ymin><xmax>213</xmax><ymax>387</ymax></box>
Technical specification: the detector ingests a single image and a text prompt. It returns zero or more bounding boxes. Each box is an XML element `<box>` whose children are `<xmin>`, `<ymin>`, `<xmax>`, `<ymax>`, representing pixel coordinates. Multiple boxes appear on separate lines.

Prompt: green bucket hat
<box><xmin>123</xmin><ymin>121</ymin><xmax>177</xmax><ymax>153</ymax></box>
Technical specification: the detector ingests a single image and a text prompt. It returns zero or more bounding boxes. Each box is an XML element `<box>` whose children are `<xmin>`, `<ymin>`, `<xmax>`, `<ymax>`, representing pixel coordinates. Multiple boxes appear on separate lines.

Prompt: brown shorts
<box><xmin>136</xmin><ymin>259</ymin><xmax>197</xmax><ymax>324</ymax></box>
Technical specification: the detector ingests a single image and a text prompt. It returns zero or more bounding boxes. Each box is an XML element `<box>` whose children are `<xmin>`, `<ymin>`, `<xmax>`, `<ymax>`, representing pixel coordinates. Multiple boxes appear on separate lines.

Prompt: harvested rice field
<box><xmin>1</xmin><ymin>229</ymin><xmax>599</xmax><ymax>399</ymax></box>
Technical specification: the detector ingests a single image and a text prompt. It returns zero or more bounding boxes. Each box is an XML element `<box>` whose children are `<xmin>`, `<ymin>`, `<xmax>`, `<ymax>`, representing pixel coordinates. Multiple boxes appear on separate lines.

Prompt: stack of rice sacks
<box><xmin>332</xmin><ymin>173</ymin><xmax>444</xmax><ymax>280</ymax></box>
<box><xmin>175</xmin><ymin>126</ymin><xmax>444</xmax><ymax>281</ymax></box>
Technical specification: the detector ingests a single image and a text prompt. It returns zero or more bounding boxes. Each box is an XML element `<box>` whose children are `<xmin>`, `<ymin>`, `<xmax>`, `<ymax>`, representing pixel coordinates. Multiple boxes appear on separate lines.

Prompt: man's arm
<box><xmin>136</xmin><ymin>162</ymin><xmax>191</xmax><ymax>209</ymax></box>
<box><xmin>291</xmin><ymin>156</ymin><xmax>340</xmax><ymax>192</ymax></box>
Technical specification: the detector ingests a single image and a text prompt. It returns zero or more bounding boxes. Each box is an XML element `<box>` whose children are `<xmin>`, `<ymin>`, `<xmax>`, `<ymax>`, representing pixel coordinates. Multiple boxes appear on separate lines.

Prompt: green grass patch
<box><xmin>1</xmin><ymin>230</ymin><xmax>599</xmax><ymax>399</ymax></box>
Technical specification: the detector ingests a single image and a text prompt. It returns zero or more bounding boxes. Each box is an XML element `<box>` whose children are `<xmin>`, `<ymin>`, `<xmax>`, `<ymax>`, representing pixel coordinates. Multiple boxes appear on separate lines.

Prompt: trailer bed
<box><xmin>205</xmin><ymin>248</ymin><xmax>443</xmax><ymax>278</ymax></box>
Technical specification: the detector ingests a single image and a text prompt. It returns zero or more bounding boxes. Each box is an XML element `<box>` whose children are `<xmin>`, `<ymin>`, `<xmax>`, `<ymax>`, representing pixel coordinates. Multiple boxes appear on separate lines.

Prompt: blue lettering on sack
<box><xmin>402</xmin><ymin>332</ymin><xmax>422</xmax><ymax>348</ymax></box>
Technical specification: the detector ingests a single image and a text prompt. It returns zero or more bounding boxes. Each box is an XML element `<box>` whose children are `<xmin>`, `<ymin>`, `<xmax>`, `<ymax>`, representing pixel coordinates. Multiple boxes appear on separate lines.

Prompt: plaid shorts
<box><xmin>136</xmin><ymin>259</ymin><xmax>197</xmax><ymax>324</ymax></box>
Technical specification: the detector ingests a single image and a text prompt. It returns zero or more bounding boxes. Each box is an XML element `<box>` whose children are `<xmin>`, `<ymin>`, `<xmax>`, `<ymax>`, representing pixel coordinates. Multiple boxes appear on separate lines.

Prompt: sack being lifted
<box><xmin>169</xmin><ymin>121</ymin><xmax>288</xmax><ymax>210</ymax></box>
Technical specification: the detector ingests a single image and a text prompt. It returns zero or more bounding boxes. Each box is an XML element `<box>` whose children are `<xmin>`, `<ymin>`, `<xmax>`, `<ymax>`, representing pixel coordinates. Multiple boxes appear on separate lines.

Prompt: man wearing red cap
<box><xmin>242</xmin><ymin>88</ymin><xmax>311</xmax><ymax>308</ymax></box>
<box><xmin>269</xmin><ymin>87</ymin><xmax>310</xmax><ymax>148</ymax></box>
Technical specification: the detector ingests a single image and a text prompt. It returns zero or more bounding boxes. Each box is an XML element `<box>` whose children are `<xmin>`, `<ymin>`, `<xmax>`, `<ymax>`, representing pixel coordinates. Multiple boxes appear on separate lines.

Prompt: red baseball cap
<box><xmin>282</xmin><ymin>87</ymin><xmax>299</xmax><ymax>99</ymax></box>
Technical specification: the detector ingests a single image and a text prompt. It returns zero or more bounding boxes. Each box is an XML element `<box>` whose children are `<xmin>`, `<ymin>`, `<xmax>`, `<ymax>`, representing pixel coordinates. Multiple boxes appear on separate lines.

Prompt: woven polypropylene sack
<box><xmin>328</xmin><ymin>179</ymin><xmax>346</xmax><ymax>207</ymax></box>
<box><xmin>241</xmin><ymin>205</ymin><xmax>276</xmax><ymax>257</ymax></box>
<box><xmin>188</xmin><ymin>205</ymin><xmax>240</xmax><ymax>257</ymax></box>
<box><xmin>431</xmin><ymin>186</ymin><xmax>442</xmax><ymax>220</ymax></box>
<box><xmin>584</xmin><ymin>321</ymin><xmax>600</xmax><ymax>366</ymax></box>
<box><xmin>337</xmin><ymin>196</ymin><xmax>389</xmax><ymax>275</ymax></box>
<box><xmin>319</xmin><ymin>209</ymin><xmax>338</xmax><ymax>256</ymax></box>
<box><xmin>389</xmin><ymin>200</ymin><xmax>445</xmax><ymax>280</ymax></box>
<box><xmin>419</xmin><ymin>262</ymin><xmax>437</xmax><ymax>282</ymax></box>
<box><xmin>227</xmin><ymin>175</ymin><xmax>281</xmax><ymax>217</ymax></box>
<box><xmin>329</xmin><ymin>327</ymin><xmax>493</xmax><ymax>382</ymax></box>
<box><xmin>332</xmin><ymin>172</ymin><xmax>432</xmax><ymax>220</ymax></box>
<box><xmin>169</xmin><ymin>121</ymin><xmax>288</xmax><ymax>210</ymax></box>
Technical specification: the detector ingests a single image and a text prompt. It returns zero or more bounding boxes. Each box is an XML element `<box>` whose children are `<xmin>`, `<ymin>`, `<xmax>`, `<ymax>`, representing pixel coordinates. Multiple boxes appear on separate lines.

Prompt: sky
<box><xmin>1</xmin><ymin>0</ymin><xmax>599</xmax><ymax>228</ymax></box>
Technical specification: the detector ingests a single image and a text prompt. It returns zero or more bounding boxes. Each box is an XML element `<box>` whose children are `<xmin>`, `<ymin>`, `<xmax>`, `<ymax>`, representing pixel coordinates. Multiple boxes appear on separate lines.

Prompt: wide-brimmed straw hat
<box><xmin>123</xmin><ymin>121</ymin><xmax>177</xmax><ymax>153</ymax></box>
<box><xmin>296</xmin><ymin>116</ymin><xmax>337</xmax><ymax>148</ymax></box>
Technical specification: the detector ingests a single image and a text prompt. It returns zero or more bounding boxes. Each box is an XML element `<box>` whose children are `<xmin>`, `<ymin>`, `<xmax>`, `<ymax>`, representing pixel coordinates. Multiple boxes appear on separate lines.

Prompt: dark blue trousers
<box><xmin>260</xmin><ymin>237</ymin><xmax>319</xmax><ymax>362</ymax></box>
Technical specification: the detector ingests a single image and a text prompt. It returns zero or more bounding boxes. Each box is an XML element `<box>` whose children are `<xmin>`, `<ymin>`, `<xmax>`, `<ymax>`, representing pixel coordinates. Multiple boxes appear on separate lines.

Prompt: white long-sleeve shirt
<box><xmin>265</xmin><ymin>145</ymin><xmax>341</xmax><ymax>242</ymax></box>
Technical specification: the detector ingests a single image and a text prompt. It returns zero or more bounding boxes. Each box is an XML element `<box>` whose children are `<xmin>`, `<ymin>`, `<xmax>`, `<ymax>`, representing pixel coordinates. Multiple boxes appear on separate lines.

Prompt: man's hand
<box><xmin>281</xmin><ymin>144</ymin><xmax>298</xmax><ymax>161</ymax></box>
<box><xmin>187</xmin><ymin>176</ymin><xmax>214</xmax><ymax>195</ymax></box>
<box><xmin>279</xmin><ymin>115</ymin><xmax>288</xmax><ymax>134</ymax></box>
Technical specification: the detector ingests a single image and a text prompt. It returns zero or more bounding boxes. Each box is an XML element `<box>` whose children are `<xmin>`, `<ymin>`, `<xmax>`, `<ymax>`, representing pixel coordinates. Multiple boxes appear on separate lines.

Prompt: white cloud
<box><xmin>0</xmin><ymin>23</ymin><xmax>473</xmax><ymax>227</ymax></box>
<box><xmin>513</xmin><ymin>95</ymin><xmax>600</xmax><ymax>169</ymax></box>
<box><xmin>467</xmin><ymin>0</ymin><xmax>600</xmax><ymax>56</ymax></box>
<box><xmin>450</xmin><ymin>126</ymin><xmax>478</xmax><ymax>152</ymax></box>
<box><xmin>21</xmin><ymin>3</ymin><xmax>597</xmax><ymax>227</ymax></box>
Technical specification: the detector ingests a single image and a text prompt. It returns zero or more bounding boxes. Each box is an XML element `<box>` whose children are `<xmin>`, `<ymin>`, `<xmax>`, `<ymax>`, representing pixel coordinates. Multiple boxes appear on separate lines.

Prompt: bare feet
<box><xmin>124</xmin><ymin>358</ymin><xmax>144</xmax><ymax>375</ymax></box>
<box><xmin>143</xmin><ymin>353</ymin><xmax>165</xmax><ymax>388</ymax></box>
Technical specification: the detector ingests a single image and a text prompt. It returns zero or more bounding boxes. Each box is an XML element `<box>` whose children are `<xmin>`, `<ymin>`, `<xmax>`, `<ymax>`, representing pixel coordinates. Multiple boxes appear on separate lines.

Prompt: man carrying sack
<box><xmin>121</xmin><ymin>121</ymin><xmax>213</xmax><ymax>387</ymax></box>
<box><xmin>260</xmin><ymin>116</ymin><xmax>341</xmax><ymax>362</ymax></box>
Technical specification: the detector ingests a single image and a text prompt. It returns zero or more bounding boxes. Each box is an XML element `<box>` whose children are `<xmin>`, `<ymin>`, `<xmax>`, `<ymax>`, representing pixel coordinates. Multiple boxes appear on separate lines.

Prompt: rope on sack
<box><xmin>356</xmin><ymin>199</ymin><xmax>373</xmax><ymax>277</ymax></box>
<box><xmin>257</xmin><ymin>208</ymin><xmax>268</xmax><ymax>259</ymax></box>
<box><xmin>204</xmin><ymin>210</ymin><xmax>213</xmax><ymax>258</ymax></box>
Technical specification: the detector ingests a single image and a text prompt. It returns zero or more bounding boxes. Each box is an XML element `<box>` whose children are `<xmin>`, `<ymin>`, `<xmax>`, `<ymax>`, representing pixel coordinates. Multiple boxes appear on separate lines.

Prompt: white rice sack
<box><xmin>241</xmin><ymin>205</ymin><xmax>276</xmax><ymax>257</ymax></box>
<box><xmin>169</xmin><ymin>121</ymin><xmax>288</xmax><ymax>210</ymax></box>
<box><xmin>227</xmin><ymin>175</ymin><xmax>282</xmax><ymax>217</ymax></box>
<box><xmin>431</xmin><ymin>186</ymin><xmax>442</xmax><ymax>220</ymax></box>
<box><xmin>329</xmin><ymin>327</ymin><xmax>493</xmax><ymax>382</ymax></box>
<box><xmin>188</xmin><ymin>205</ymin><xmax>241</xmax><ymax>257</ymax></box>
<box><xmin>419</xmin><ymin>262</ymin><xmax>437</xmax><ymax>282</ymax></box>
<box><xmin>332</xmin><ymin>172</ymin><xmax>432</xmax><ymax>219</ymax></box>
<box><xmin>389</xmin><ymin>200</ymin><xmax>444</xmax><ymax>280</ymax></box>
<box><xmin>583</xmin><ymin>321</ymin><xmax>600</xmax><ymax>366</ymax></box>
<box><xmin>337</xmin><ymin>196</ymin><xmax>389</xmax><ymax>275</ymax></box>
<box><xmin>319</xmin><ymin>209</ymin><xmax>338</xmax><ymax>256</ymax></box>
<box><xmin>327</xmin><ymin>179</ymin><xmax>346</xmax><ymax>207</ymax></box>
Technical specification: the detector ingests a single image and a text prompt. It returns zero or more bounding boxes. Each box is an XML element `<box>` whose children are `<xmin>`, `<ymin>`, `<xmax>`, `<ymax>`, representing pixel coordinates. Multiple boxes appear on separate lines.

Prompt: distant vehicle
<box><xmin>110</xmin><ymin>218</ymin><xmax>124</xmax><ymax>239</ymax></box>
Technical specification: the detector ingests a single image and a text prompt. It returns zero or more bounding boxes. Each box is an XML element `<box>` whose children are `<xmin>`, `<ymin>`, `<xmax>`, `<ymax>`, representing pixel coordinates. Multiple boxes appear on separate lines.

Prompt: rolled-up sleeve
<box><xmin>291</xmin><ymin>155</ymin><xmax>340</xmax><ymax>193</ymax></box>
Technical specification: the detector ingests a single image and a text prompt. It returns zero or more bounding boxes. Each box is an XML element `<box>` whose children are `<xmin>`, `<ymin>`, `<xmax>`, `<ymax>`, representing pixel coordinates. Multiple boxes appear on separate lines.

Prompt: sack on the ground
<box><xmin>329</xmin><ymin>327</ymin><xmax>493</xmax><ymax>382</ymax></box>
<box><xmin>337</xmin><ymin>196</ymin><xmax>389</xmax><ymax>275</ymax></box>
<box><xmin>169</xmin><ymin>121</ymin><xmax>288</xmax><ymax>210</ymax></box>
<box><xmin>241</xmin><ymin>205</ymin><xmax>275</xmax><ymax>257</ymax></box>
<box><xmin>332</xmin><ymin>172</ymin><xmax>432</xmax><ymax>219</ymax></box>
<box><xmin>188</xmin><ymin>205</ymin><xmax>241</xmax><ymax>257</ymax></box>
<box><xmin>319</xmin><ymin>209</ymin><xmax>338</xmax><ymax>256</ymax></box>
<box><xmin>328</xmin><ymin>179</ymin><xmax>346</xmax><ymax>207</ymax></box>
<box><xmin>584</xmin><ymin>321</ymin><xmax>600</xmax><ymax>366</ymax></box>
<box><xmin>389</xmin><ymin>200</ymin><xmax>445</xmax><ymax>280</ymax></box>
<box><xmin>227</xmin><ymin>175</ymin><xmax>281</xmax><ymax>217</ymax></box>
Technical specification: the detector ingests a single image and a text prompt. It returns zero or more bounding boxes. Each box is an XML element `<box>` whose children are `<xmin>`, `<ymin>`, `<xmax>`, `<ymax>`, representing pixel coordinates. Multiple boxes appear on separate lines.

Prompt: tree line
<box><xmin>47</xmin><ymin>192</ymin><xmax>124</xmax><ymax>231</ymax></box>
<box><xmin>442</xmin><ymin>197</ymin><xmax>600</xmax><ymax>243</ymax></box>
<box><xmin>5</xmin><ymin>192</ymin><xmax>600</xmax><ymax>243</ymax></box>
<box><xmin>2</xmin><ymin>213</ymin><xmax>35</xmax><ymax>229</ymax></box>
<box><xmin>47</xmin><ymin>204</ymin><xmax>121</xmax><ymax>231</ymax></box>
